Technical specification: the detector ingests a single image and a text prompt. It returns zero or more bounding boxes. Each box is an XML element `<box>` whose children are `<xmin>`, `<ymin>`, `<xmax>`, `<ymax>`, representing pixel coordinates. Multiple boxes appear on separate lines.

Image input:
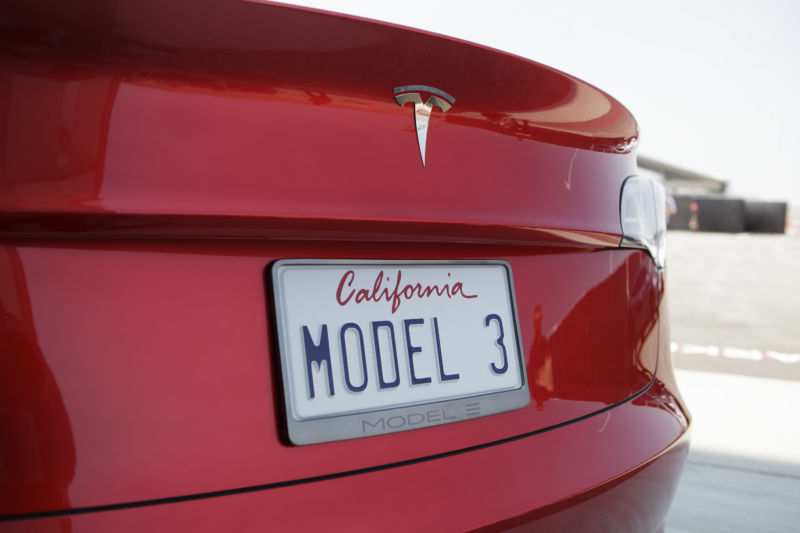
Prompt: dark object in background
<box><xmin>744</xmin><ymin>201</ymin><xmax>787</xmax><ymax>233</ymax></box>
<box><xmin>668</xmin><ymin>196</ymin><xmax>787</xmax><ymax>234</ymax></box>
<box><xmin>668</xmin><ymin>196</ymin><xmax>696</xmax><ymax>230</ymax></box>
<box><xmin>695</xmin><ymin>197</ymin><xmax>746</xmax><ymax>233</ymax></box>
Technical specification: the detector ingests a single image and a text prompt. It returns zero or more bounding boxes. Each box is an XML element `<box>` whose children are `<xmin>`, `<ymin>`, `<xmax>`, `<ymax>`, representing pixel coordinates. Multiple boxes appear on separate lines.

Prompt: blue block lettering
<box><xmin>404</xmin><ymin>318</ymin><xmax>431</xmax><ymax>385</ymax></box>
<box><xmin>340</xmin><ymin>323</ymin><xmax>368</xmax><ymax>392</ymax></box>
<box><xmin>302</xmin><ymin>324</ymin><xmax>335</xmax><ymax>398</ymax></box>
<box><xmin>485</xmin><ymin>314</ymin><xmax>509</xmax><ymax>374</ymax></box>
<box><xmin>433</xmin><ymin>317</ymin><xmax>459</xmax><ymax>381</ymax></box>
<box><xmin>372</xmin><ymin>321</ymin><xmax>400</xmax><ymax>389</ymax></box>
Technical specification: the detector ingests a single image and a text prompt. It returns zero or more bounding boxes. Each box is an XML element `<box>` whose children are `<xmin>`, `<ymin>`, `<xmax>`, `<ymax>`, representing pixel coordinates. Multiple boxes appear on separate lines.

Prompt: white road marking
<box><xmin>671</xmin><ymin>342</ymin><xmax>800</xmax><ymax>364</ymax></box>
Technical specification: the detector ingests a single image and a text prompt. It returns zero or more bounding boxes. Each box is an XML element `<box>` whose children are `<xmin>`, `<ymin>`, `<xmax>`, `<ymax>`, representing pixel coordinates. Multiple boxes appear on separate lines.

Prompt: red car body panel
<box><xmin>2</xmin><ymin>376</ymin><xmax>688</xmax><ymax>532</ymax></box>
<box><xmin>2</xmin><ymin>242</ymin><xmax>662</xmax><ymax>517</ymax></box>
<box><xmin>1</xmin><ymin>0</ymin><xmax>635</xmax><ymax>244</ymax></box>
<box><xmin>0</xmin><ymin>0</ymin><xmax>688</xmax><ymax>530</ymax></box>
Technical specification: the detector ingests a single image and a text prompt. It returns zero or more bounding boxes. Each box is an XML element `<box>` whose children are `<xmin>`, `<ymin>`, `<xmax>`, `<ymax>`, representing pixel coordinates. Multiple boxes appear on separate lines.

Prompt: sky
<box><xmin>282</xmin><ymin>0</ymin><xmax>800</xmax><ymax>207</ymax></box>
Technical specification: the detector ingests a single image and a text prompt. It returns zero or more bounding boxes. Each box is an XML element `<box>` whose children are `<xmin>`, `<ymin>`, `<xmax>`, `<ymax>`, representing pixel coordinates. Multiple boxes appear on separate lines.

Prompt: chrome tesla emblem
<box><xmin>393</xmin><ymin>85</ymin><xmax>455</xmax><ymax>167</ymax></box>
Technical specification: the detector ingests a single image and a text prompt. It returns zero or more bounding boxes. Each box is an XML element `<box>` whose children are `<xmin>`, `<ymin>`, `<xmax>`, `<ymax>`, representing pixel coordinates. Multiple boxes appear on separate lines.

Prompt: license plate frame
<box><xmin>270</xmin><ymin>259</ymin><xmax>529</xmax><ymax>445</ymax></box>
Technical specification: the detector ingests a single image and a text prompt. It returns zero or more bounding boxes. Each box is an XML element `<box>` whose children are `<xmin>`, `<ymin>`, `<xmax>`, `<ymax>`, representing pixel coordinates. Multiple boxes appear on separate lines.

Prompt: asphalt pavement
<box><xmin>663</xmin><ymin>231</ymin><xmax>800</xmax><ymax>532</ymax></box>
<box><xmin>667</xmin><ymin>230</ymin><xmax>800</xmax><ymax>363</ymax></box>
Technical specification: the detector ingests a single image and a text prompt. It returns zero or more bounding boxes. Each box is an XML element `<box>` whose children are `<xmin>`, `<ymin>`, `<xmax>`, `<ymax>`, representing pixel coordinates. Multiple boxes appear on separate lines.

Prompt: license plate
<box><xmin>270</xmin><ymin>260</ymin><xmax>529</xmax><ymax>445</ymax></box>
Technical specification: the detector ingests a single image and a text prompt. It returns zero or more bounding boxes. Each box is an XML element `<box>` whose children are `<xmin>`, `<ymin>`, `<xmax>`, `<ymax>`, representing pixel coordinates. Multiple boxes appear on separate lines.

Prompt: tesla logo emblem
<box><xmin>393</xmin><ymin>85</ymin><xmax>455</xmax><ymax>167</ymax></box>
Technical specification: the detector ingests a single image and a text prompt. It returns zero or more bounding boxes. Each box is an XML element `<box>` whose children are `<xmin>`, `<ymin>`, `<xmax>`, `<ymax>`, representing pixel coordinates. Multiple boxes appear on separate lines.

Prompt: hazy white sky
<box><xmin>284</xmin><ymin>0</ymin><xmax>800</xmax><ymax>206</ymax></box>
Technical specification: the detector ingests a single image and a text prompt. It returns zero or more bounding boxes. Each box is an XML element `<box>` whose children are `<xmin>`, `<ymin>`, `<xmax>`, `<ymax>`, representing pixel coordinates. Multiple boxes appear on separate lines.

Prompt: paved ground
<box><xmin>663</xmin><ymin>231</ymin><xmax>800</xmax><ymax>532</ymax></box>
<box><xmin>668</xmin><ymin>449</ymin><xmax>800</xmax><ymax>533</ymax></box>
<box><xmin>666</xmin><ymin>370</ymin><xmax>800</xmax><ymax>533</ymax></box>
<box><xmin>667</xmin><ymin>231</ymin><xmax>800</xmax><ymax>356</ymax></box>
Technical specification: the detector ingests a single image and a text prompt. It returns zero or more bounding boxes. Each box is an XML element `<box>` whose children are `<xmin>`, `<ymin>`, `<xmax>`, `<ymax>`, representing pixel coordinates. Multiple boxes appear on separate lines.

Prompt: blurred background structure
<box><xmin>638</xmin><ymin>155</ymin><xmax>788</xmax><ymax>234</ymax></box>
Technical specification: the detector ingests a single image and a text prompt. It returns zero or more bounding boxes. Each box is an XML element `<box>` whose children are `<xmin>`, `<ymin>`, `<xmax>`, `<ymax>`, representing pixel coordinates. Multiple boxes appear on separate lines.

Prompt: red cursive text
<box><xmin>336</xmin><ymin>269</ymin><xmax>478</xmax><ymax>314</ymax></box>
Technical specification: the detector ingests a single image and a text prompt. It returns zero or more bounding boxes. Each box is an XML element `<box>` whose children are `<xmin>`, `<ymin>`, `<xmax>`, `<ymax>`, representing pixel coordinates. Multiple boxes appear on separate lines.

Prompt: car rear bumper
<box><xmin>0</xmin><ymin>372</ymin><xmax>689</xmax><ymax>532</ymax></box>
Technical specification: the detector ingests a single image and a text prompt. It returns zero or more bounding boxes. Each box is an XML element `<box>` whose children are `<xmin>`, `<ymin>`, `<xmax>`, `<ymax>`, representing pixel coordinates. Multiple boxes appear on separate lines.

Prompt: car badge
<box><xmin>393</xmin><ymin>85</ymin><xmax>455</xmax><ymax>167</ymax></box>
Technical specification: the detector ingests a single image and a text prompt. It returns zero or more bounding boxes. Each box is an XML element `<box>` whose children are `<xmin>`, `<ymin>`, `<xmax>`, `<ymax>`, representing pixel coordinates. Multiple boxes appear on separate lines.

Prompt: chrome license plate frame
<box><xmin>270</xmin><ymin>259</ymin><xmax>529</xmax><ymax>445</ymax></box>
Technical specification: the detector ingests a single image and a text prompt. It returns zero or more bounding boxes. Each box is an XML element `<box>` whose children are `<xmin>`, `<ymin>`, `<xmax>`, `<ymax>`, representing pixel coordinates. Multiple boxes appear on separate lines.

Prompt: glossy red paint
<box><xmin>0</xmin><ymin>0</ymin><xmax>688</xmax><ymax>529</ymax></box>
<box><xmin>0</xmin><ymin>378</ymin><xmax>688</xmax><ymax>532</ymax></box>
<box><xmin>1</xmin><ymin>0</ymin><xmax>635</xmax><ymax>246</ymax></box>
<box><xmin>0</xmin><ymin>241</ymin><xmax>661</xmax><ymax>516</ymax></box>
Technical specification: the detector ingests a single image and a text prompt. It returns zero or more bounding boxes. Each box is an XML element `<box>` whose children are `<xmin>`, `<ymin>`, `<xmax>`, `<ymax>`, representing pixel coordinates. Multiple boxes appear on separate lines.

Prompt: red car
<box><xmin>1</xmin><ymin>1</ymin><xmax>689</xmax><ymax>531</ymax></box>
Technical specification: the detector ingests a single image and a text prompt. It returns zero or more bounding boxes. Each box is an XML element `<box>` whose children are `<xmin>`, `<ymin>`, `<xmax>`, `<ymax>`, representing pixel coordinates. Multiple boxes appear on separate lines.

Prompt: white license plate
<box><xmin>271</xmin><ymin>260</ymin><xmax>529</xmax><ymax>445</ymax></box>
